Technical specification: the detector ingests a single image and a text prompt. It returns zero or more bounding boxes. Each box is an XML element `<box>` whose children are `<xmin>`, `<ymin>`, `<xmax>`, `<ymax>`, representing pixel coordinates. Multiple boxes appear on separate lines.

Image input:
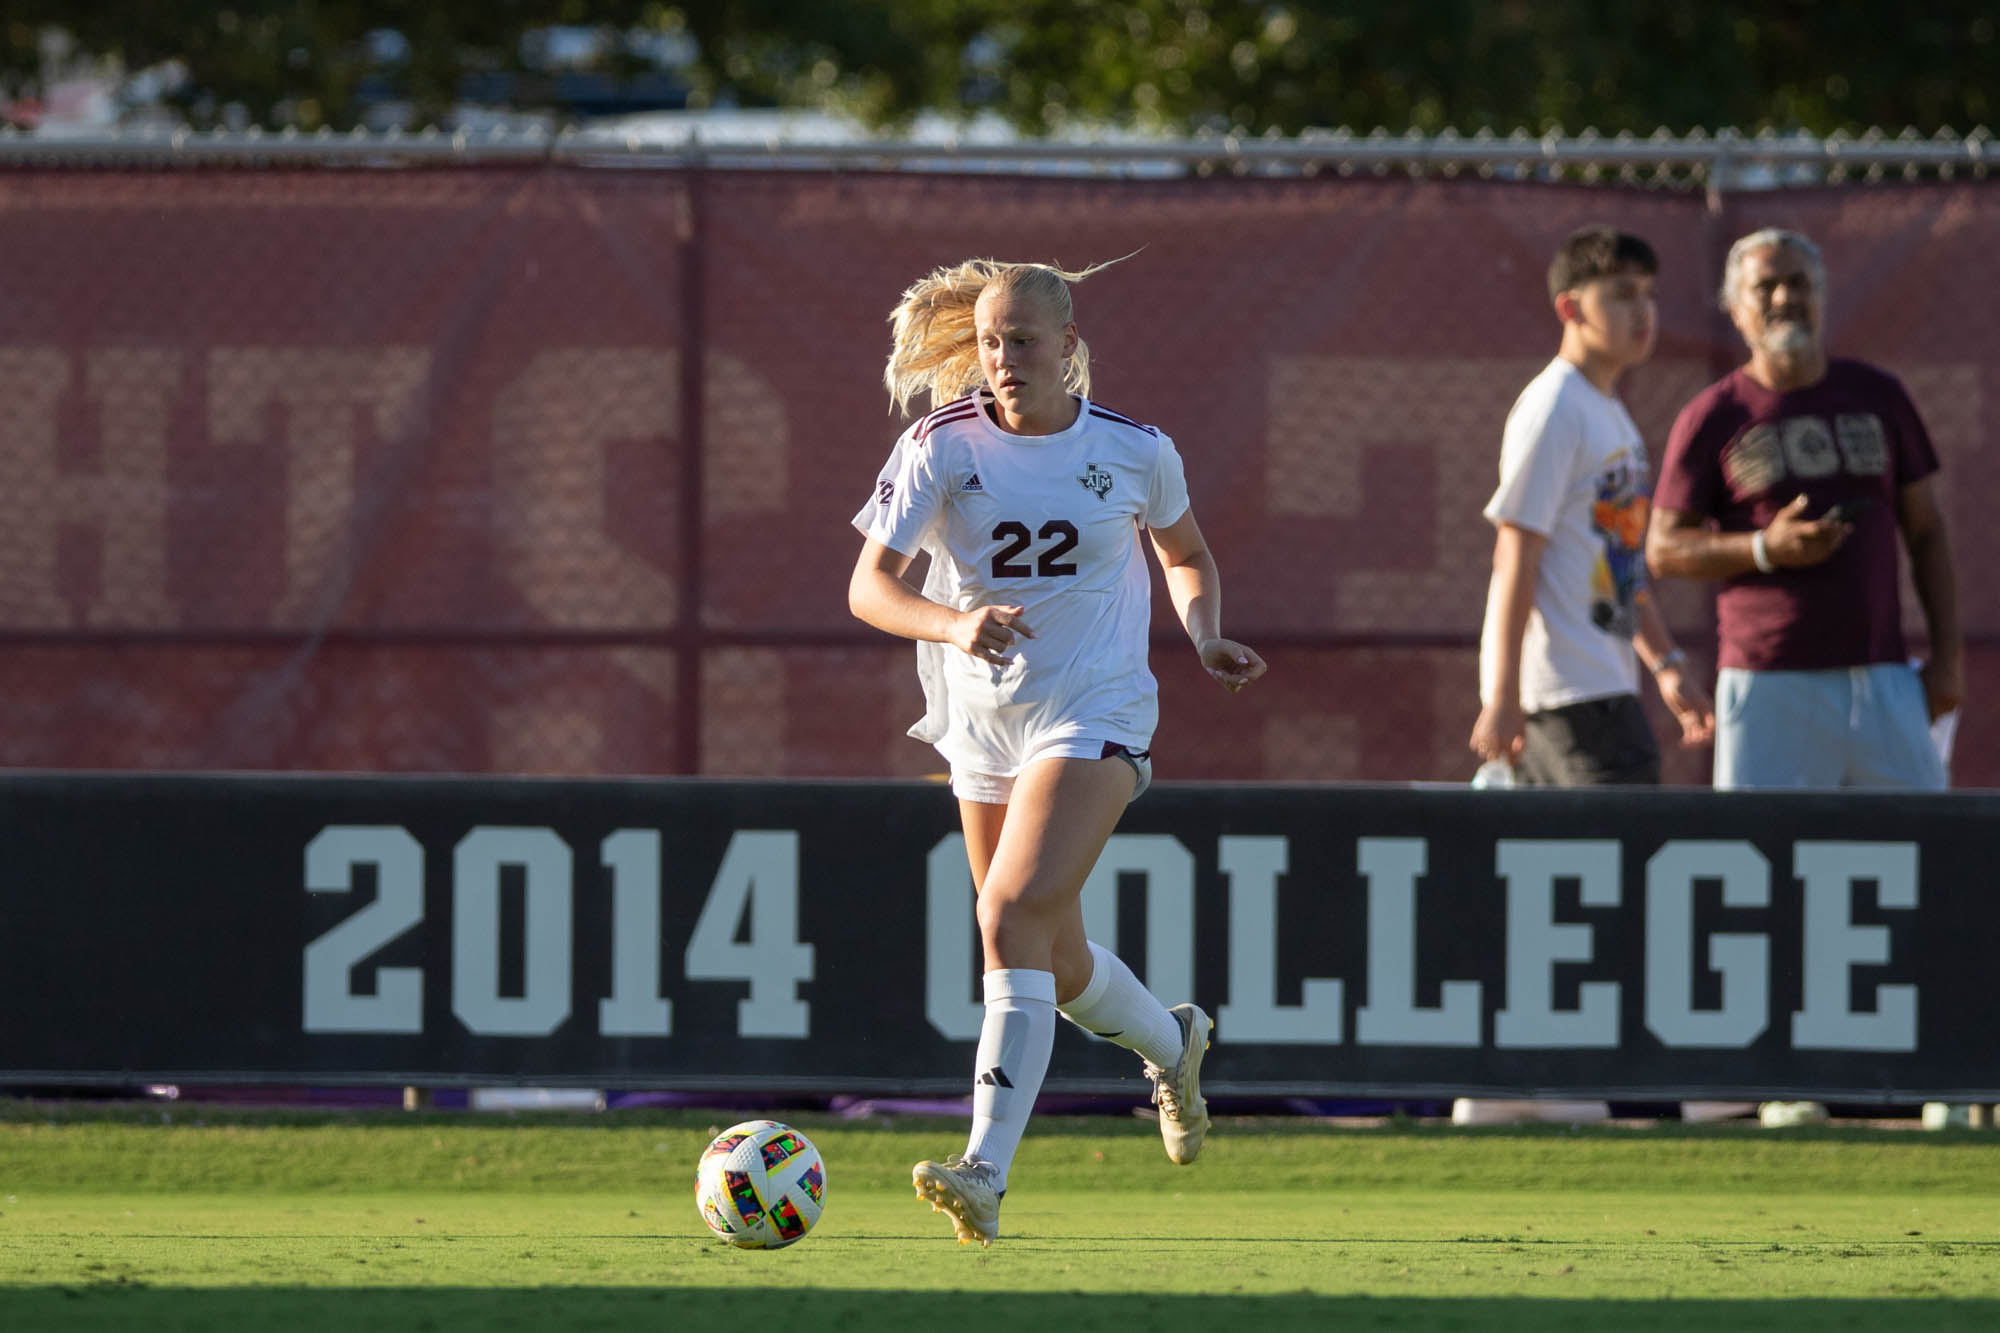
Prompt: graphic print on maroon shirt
<box><xmin>1653</xmin><ymin>359</ymin><xmax>1938</xmax><ymax>672</ymax></box>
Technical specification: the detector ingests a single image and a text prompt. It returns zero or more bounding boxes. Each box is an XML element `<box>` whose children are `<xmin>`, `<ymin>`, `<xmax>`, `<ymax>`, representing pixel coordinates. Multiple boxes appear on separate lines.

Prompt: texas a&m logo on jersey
<box><xmin>1078</xmin><ymin>462</ymin><xmax>1113</xmax><ymax>501</ymax></box>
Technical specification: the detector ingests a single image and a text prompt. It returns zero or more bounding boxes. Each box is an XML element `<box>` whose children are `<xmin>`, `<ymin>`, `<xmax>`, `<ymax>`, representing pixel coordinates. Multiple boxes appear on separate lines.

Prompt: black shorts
<box><xmin>1518</xmin><ymin>693</ymin><xmax>1660</xmax><ymax>787</ymax></box>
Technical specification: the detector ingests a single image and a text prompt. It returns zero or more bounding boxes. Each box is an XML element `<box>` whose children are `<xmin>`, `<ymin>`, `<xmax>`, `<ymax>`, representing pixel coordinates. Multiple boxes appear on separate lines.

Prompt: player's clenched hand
<box><xmin>952</xmin><ymin>604</ymin><xmax>1034</xmax><ymax>664</ymax></box>
<box><xmin>1198</xmin><ymin>638</ymin><xmax>1266</xmax><ymax>693</ymax></box>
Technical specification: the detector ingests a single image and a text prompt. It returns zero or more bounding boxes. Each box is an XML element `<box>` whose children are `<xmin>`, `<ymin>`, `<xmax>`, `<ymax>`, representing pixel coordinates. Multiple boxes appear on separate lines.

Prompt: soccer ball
<box><xmin>695</xmin><ymin>1120</ymin><xmax>827</xmax><ymax>1249</ymax></box>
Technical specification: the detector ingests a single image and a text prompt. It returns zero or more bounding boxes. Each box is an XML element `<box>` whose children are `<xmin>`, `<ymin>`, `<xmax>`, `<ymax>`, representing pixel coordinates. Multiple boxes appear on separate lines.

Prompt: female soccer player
<box><xmin>848</xmin><ymin>255</ymin><xmax>1266</xmax><ymax>1245</ymax></box>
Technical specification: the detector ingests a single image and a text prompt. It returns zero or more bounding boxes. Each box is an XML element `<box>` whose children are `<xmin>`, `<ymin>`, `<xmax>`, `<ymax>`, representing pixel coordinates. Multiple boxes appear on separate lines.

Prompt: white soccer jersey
<box><xmin>852</xmin><ymin>391</ymin><xmax>1192</xmax><ymax>774</ymax></box>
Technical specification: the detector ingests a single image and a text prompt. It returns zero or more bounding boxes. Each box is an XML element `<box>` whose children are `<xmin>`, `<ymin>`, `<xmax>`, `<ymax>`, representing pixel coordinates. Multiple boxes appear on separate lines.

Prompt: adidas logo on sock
<box><xmin>977</xmin><ymin>1066</ymin><xmax>1013</xmax><ymax>1088</ymax></box>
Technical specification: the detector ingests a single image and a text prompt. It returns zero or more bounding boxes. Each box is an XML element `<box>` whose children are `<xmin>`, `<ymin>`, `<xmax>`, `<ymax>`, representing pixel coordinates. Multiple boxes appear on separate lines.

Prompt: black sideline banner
<box><xmin>2</xmin><ymin>773</ymin><xmax>1997</xmax><ymax>1101</ymax></box>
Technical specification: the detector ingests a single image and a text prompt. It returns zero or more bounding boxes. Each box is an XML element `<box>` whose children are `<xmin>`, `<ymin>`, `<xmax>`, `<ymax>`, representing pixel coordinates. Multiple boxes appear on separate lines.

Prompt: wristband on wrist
<box><xmin>1650</xmin><ymin>648</ymin><xmax>1687</xmax><ymax>675</ymax></box>
<box><xmin>1751</xmin><ymin>528</ymin><xmax>1777</xmax><ymax>573</ymax></box>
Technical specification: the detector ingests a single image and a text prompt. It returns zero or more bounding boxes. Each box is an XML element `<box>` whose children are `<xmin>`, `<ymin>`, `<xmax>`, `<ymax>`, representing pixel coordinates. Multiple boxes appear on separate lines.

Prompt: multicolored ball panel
<box><xmin>759</xmin><ymin>1130</ymin><xmax>808</xmax><ymax>1169</ymax></box>
<box><xmin>701</xmin><ymin>1132</ymin><xmax>751</xmax><ymax>1163</ymax></box>
<box><xmin>700</xmin><ymin>1195</ymin><xmax>736</xmax><ymax>1235</ymax></box>
<box><xmin>724</xmin><ymin>1169</ymin><xmax>762</xmax><ymax>1226</ymax></box>
<box><xmin>767</xmin><ymin>1196</ymin><xmax>807</xmax><ymax>1242</ymax></box>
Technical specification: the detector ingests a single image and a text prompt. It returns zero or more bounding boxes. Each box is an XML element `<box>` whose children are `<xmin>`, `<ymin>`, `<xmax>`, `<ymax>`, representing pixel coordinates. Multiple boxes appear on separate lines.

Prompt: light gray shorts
<box><xmin>1713</xmin><ymin>663</ymin><xmax>1946</xmax><ymax>790</ymax></box>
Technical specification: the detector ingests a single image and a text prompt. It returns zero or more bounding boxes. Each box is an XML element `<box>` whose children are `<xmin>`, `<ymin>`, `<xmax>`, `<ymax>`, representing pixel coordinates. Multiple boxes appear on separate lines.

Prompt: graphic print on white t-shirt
<box><xmin>1585</xmin><ymin>450</ymin><xmax>1648</xmax><ymax>640</ymax></box>
<box><xmin>1480</xmin><ymin>358</ymin><xmax>1651</xmax><ymax>713</ymax></box>
<box><xmin>852</xmin><ymin>393</ymin><xmax>1190</xmax><ymax>760</ymax></box>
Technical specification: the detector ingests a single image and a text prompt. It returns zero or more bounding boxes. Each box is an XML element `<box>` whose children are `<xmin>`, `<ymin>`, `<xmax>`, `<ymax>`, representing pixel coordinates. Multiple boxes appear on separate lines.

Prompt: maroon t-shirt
<box><xmin>1653</xmin><ymin>359</ymin><xmax>1938</xmax><ymax>671</ymax></box>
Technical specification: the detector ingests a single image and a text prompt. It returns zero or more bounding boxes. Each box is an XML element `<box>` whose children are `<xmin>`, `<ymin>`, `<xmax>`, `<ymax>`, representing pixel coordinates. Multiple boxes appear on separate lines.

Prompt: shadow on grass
<box><xmin>11</xmin><ymin>1287</ymin><xmax>1999</xmax><ymax>1332</ymax></box>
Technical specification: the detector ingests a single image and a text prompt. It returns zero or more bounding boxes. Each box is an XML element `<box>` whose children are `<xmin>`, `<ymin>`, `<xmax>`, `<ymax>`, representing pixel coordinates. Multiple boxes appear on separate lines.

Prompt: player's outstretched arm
<box><xmin>1148</xmin><ymin>508</ymin><xmax>1266</xmax><ymax>693</ymax></box>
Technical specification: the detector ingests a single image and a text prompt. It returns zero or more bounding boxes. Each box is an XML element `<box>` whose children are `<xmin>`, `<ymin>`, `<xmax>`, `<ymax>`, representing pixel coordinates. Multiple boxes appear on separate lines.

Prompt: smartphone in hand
<box><xmin>1824</xmin><ymin>496</ymin><xmax>1875</xmax><ymax>524</ymax></box>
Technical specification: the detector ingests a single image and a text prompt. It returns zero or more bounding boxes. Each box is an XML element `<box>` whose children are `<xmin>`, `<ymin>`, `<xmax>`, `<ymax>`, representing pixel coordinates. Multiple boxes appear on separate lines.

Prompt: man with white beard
<box><xmin>1646</xmin><ymin>229</ymin><xmax>1963</xmax><ymax>1124</ymax></box>
<box><xmin>1646</xmin><ymin>228</ymin><xmax>1959</xmax><ymax>791</ymax></box>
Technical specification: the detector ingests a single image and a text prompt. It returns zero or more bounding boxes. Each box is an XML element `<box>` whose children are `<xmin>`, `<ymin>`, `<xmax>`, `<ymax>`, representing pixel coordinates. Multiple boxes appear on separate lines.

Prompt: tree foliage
<box><xmin>3</xmin><ymin>2</ymin><xmax>1992</xmax><ymax>134</ymax></box>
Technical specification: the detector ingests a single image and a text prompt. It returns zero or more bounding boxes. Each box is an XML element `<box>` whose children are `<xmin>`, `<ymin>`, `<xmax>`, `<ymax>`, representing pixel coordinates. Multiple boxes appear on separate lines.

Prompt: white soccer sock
<box><xmin>1056</xmin><ymin>941</ymin><xmax>1184</xmax><ymax>1069</ymax></box>
<box><xmin>963</xmin><ymin>968</ymin><xmax>1057</xmax><ymax>1193</ymax></box>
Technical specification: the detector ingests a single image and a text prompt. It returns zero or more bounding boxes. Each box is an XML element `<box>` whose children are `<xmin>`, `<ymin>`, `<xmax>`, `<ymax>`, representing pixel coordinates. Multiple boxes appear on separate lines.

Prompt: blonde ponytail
<box><xmin>882</xmin><ymin>255</ymin><xmax>1133</xmax><ymax>416</ymax></box>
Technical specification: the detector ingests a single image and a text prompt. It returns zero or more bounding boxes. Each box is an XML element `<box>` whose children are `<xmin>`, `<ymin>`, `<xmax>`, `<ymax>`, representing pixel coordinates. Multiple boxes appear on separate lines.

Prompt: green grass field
<box><xmin>4</xmin><ymin>1100</ymin><xmax>1998</xmax><ymax>1331</ymax></box>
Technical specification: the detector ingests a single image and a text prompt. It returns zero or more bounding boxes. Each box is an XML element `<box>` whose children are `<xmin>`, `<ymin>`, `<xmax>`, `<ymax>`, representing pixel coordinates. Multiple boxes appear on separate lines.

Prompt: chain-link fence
<box><xmin>0</xmin><ymin>131</ymin><xmax>1992</xmax><ymax>784</ymax></box>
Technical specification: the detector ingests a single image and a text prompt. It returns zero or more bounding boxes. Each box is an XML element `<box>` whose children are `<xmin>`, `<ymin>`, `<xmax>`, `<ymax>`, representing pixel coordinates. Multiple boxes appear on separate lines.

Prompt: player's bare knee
<box><xmin>976</xmin><ymin>892</ymin><xmax>1060</xmax><ymax>963</ymax></box>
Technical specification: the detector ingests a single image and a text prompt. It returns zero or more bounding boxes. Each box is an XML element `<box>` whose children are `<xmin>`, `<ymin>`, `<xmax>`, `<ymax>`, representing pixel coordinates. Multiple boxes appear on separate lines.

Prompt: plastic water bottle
<box><xmin>1471</xmin><ymin>759</ymin><xmax>1517</xmax><ymax>789</ymax></box>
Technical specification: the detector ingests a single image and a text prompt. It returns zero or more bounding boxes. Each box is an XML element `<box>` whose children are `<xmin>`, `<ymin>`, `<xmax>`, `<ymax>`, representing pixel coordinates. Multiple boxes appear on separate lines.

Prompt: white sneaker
<box><xmin>1144</xmin><ymin>1003</ymin><xmax>1212</xmax><ymax>1164</ymax></box>
<box><xmin>1921</xmin><ymin>1102</ymin><xmax>1988</xmax><ymax>1130</ymax></box>
<box><xmin>1758</xmin><ymin>1100</ymin><xmax>1829</xmax><ymax>1128</ymax></box>
<box><xmin>912</xmin><ymin>1155</ymin><xmax>1001</xmax><ymax>1246</ymax></box>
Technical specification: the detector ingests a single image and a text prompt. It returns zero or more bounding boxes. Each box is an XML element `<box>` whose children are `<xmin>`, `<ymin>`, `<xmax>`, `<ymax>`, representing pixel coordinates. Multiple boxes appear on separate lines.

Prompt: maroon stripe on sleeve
<box><xmin>917</xmin><ymin>401</ymin><xmax>980</xmax><ymax>441</ymax></box>
<box><xmin>1087</xmin><ymin>405</ymin><xmax>1158</xmax><ymax>436</ymax></box>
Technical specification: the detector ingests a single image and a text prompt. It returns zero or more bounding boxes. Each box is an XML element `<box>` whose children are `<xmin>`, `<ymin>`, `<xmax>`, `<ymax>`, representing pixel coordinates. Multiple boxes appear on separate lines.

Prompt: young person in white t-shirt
<box><xmin>849</xmin><ymin>256</ymin><xmax>1265</xmax><ymax>1246</ymax></box>
<box><xmin>1460</xmin><ymin>227</ymin><xmax>1724</xmax><ymax>1129</ymax></box>
<box><xmin>1470</xmin><ymin>226</ymin><xmax>1714</xmax><ymax>786</ymax></box>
